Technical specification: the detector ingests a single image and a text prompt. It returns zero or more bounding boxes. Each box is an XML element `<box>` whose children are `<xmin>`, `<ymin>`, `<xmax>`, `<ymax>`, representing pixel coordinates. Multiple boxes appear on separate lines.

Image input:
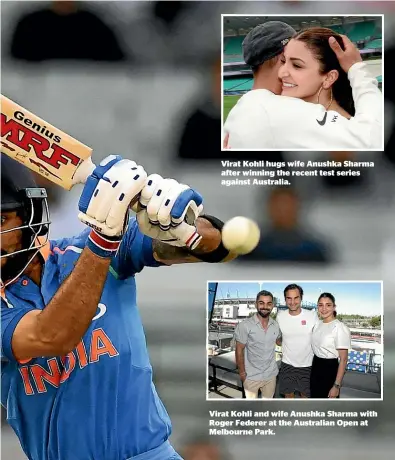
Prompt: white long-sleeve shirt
<box><xmin>223</xmin><ymin>62</ymin><xmax>382</xmax><ymax>151</ymax></box>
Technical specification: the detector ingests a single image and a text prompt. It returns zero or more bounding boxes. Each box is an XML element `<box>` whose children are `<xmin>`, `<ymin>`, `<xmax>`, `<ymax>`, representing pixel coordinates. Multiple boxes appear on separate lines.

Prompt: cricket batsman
<box><xmin>1</xmin><ymin>153</ymin><xmax>234</xmax><ymax>460</ymax></box>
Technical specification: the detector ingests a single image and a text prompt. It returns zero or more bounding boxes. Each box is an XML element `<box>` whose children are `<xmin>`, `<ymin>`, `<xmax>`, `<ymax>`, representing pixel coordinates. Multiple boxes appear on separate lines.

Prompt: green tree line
<box><xmin>248</xmin><ymin>311</ymin><xmax>380</xmax><ymax>327</ymax></box>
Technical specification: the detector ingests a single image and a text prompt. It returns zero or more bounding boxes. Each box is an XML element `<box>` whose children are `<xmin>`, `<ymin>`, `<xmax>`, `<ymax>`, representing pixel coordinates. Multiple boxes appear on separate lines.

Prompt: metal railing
<box><xmin>208</xmin><ymin>358</ymin><xmax>381</xmax><ymax>399</ymax></box>
<box><xmin>208</xmin><ymin>361</ymin><xmax>246</xmax><ymax>398</ymax></box>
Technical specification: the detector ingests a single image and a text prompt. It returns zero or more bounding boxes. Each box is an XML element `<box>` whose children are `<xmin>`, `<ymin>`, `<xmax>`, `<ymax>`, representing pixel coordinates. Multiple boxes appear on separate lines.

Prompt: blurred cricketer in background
<box><xmin>1</xmin><ymin>153</ymin><xmax>235</xmax><ymax>460</ymax></box>
<box><xmin>223</xmin><ymin>21</ymin><xmax>382</xmax><ymax>150</ymax></box>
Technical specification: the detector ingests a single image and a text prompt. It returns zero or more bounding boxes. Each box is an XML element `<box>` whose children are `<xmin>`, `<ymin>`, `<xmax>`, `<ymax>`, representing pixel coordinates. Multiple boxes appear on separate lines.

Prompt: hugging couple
<box><xmin>224</xmin><ymin>21</ymin><xmax>382</xmax><ymax>150</ymax></box>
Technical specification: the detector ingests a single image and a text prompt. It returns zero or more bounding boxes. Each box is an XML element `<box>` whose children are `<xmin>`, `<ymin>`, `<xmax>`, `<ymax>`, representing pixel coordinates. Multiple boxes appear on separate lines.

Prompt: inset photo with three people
<box><xmin>207</xmin><ymin>281</ymin><xmax>383</xmax><ymax>400</ymax></box>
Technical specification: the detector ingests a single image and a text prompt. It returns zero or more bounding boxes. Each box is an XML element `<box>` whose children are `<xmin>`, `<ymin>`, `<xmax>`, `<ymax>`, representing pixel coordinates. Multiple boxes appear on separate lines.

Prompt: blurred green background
<box><xmin>223</xmin><ymin>95</ymin><xmax>241</xmax><ymax>121</ymax></box>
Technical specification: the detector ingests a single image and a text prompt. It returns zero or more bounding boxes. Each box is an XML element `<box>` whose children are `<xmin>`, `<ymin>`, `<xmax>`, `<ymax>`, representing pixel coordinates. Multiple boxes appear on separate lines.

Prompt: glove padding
<box><xmin>136</xmin><ymin>174</ymin><xmax>203</xmax><ymax>250</ymax></box>
<box><xmin>78</xmin><ymin>155</ymin><xmax>147</xmax><ymax>237</ymax></box>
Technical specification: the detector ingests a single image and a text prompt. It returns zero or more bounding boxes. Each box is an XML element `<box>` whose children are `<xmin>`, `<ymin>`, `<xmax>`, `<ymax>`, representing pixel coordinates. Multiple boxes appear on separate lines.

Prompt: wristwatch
<box><xmin>333</xmin><ymin>382</ymin><xmax>341</xmax><ymax>389</ymax></box>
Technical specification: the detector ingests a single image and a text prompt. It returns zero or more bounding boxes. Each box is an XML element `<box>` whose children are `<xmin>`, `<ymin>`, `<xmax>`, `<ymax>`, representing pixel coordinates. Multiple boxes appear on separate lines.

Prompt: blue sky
<box><xmin>215</xmin><ymin>281</ymin><xmax>382</xmax><ymax>316</ymax></box>
<box><xmin>216</xmin><ymin>282</ymin><xmax>260</xmax><ymax>301</ymax></box>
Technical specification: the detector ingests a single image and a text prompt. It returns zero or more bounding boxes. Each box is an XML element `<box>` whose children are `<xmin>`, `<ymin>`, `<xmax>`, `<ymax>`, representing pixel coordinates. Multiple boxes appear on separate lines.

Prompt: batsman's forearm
<box><xmin>35</xmin><ymin>248</ymin><xmax>111</xmax><ymax>354</ymax></box>
<box><xmin>194</xmin><ymin>218</ymin><xmax>222</xmax><ymax>252</ymax></box>
<box><xmin>153</xmin><ymin>216</ymin><xmax>237</xmax><ymax>264</ymax></box>
<box><xmin>191</xmin><ymin>217</ymin><xmax>238</xmax><ymax>262</ymax></box>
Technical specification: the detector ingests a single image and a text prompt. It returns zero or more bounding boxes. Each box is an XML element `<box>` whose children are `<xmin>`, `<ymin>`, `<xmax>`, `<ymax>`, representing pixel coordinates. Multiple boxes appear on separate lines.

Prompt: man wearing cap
<box><xmin>223</xmin><ymin>21</ymin><xmax>382</xmax><ymax>150</ymax></box>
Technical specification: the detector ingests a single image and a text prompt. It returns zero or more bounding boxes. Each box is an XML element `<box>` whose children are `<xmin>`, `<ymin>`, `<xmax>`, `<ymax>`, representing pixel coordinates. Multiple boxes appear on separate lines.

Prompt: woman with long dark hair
<box><xmin>224</xmin><ymin>22</ymin><xmax>383</xmax><ymax>150</ymax></box>
<box><xmin>310</xmin><ymin>293</ymin><xmax>351</xmax><ymax>398</ymax></box>
<box><xmin>279</xmin><ymin>27</ymin><xmax>355</xmax><ymax>119</ymax></box>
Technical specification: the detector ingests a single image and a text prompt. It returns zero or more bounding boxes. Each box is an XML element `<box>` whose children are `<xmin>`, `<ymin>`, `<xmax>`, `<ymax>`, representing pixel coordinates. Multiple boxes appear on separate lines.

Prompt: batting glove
<box><xmin>78</xmin><ymin>155</ymin><xmax>147</xmax><ymax>257</ymax></box>
<box><xmin>136</xmin><ymin>174</ymin><xmax>203</xmax><ymax>250</ymax></box>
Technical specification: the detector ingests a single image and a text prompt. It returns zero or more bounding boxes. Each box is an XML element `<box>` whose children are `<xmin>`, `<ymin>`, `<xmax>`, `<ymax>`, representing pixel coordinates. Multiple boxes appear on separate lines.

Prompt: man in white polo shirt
<box><xmin>276</xmin><ymin>284</ymin><xmax>319</xmax><ymax>398</ymax></box>
<box><xmin>223</xmin><ymin>21</ymin><xmax>382</xmax><ymax>150</ymax></box>
<box><xmin>234</xmin><ymin>290</ymin><xmax>281</xmax><ymax>399</ymax></box>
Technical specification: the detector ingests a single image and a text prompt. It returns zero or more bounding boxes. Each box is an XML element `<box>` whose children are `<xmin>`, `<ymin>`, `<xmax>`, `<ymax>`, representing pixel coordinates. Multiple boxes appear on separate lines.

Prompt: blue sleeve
<box><xmin>1</xmin><ymin>298</ymin><xmax>35</xmax><ymax>362</ymax></box>
<box><xmin>112</xmin><ymin>217</ymin><xmax>163</xmax><ymax>279</ymax></box>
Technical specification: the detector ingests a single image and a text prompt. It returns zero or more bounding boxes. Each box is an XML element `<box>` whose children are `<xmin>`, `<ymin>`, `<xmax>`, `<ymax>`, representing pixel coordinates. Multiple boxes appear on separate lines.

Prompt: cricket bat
<box><xmin>1</xmin><ymin>94</ymin><xmax>144</xmax><ymax>213</ymax></box>
<box><xmin>0</xmin><ymin>95</ymin><xmax>203</xmax><ymax>246</ymax></box>
<box><xmin>1</xmin><ymin>94</ymin><xmax>96</xmax><ymax>190</ymax></box>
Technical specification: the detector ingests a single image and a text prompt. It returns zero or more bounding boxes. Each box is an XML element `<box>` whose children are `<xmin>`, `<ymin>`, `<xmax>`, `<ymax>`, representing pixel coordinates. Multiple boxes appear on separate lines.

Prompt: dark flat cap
<box><xmin>243</xmin><ymin>21</ymin><xmax>296</xmax><ymax>67</ymax></box>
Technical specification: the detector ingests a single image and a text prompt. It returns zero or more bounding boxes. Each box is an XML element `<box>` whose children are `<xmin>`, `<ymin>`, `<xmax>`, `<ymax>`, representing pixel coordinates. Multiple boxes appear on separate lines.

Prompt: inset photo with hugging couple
<box><xmin>222</xmin><ymin>14</ymin><xmax>383</xmax><ymax>151</ymax></box>
<box><xmin>207</xmin><ymin>281</ymin><xmax>382</xmax><ymax>400</ymax></box>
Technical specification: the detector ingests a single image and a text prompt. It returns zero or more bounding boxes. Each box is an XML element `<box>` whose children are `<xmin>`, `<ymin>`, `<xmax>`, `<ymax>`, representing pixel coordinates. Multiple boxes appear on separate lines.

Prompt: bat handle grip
<box><xmin>73</xmin><ymin>159</ymin><xmax>200</xmax><ymax>245</ymax></box>
<box><xmin>73</xmin><ymin>157</ymin><xmax>139</xmax><ymax>212</ymax></box>
<box><xmin>72</xmin><ymin>157</ymin><xmax>96</xmax><ymax>186</ymax></box>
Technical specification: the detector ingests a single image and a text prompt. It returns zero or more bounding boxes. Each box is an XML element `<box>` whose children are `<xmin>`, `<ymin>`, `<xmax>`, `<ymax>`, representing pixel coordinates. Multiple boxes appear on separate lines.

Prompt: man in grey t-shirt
<box><xmin>234</xmin><ymin>290</ymin><xmax>281</xmax><ymax>398</ymax></box>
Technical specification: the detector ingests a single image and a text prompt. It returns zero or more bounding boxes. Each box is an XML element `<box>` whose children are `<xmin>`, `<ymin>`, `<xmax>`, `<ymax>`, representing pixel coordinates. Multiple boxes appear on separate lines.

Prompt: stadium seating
<box><xmin>329</xmin><ymin>25</ymin><xmax>345</xmax><ymax>38</ymax></box>
<box><xmin>224</xmin><ymin>36</ymin><xmax>244</xmax><ymax>55</ymax></box>
<box><xmin>224</xmin><ymin>56</ymin><xmax>244</xmax><ymax>63</ymax></box>
<box><xmin>345</xmin><ymin>21</ymin><xmax>376</xmax><ymax>42</ymax></box>
<box><xmin>223</xmin><ymin>36</ymin><xmax>244</xmax><ymax>62</ymax></box>
<box><xmin>320</xmin><ymin>21</ymin><xmax>380</xmax><ymax>43</ymax></box>
<box><xmin>223</xmin><ymin>21</ymin><xmax>382</xmax><ymax>62</ymax></box>
<box><xmin>347</xmin><ymin>350</ymin><xmax>369</xmax><ymax>373</ymax></box>
<box><xmin>223</xmin><ymin>78</ymin><xmax>253</xmax><ymax>91</ymax></box>
<box><xmin>365</xmin><ymin>38</ymin><xmax>382</xmax><ymax>49</ymax></box>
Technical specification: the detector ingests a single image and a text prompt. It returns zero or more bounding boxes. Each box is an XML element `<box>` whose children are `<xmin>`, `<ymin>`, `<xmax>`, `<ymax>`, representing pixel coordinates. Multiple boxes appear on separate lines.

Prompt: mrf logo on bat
<box><xmin>1</xmin><ymin>95</ymin><xmax>93</xmax><ymax>189</ymax></box>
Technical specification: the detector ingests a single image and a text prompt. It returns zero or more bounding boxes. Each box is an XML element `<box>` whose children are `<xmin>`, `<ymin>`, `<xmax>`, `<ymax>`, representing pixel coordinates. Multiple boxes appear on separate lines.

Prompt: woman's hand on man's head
<box><xmin>329</xmin><ymin>34</ymin><xmax>363</xmax><ymax>73</ymax></box>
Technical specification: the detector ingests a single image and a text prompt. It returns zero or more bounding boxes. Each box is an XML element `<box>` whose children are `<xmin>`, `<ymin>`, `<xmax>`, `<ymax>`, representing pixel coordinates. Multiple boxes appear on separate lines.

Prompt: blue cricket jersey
<box><xmin>1</xmin><ymin>218</ymin><xmax>178</xmax><ymax>460</ymax></box>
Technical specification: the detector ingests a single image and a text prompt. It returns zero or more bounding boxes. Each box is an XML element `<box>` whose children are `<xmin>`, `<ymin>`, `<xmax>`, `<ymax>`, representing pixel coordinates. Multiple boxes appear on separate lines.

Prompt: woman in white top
<box><xmin>311</xmin><ymin>293</ymin><xmax>351</xmax><ymax>398</ymax></box>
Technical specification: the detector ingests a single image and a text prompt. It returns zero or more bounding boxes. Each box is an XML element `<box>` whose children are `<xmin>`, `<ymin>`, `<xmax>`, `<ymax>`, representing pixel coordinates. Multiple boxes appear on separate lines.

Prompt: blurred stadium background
<box><xmin>1</xmin><ymin>1</ymin><xmax>395</xmax><ymax>459</ymax></box>
<box><xmin>223</xmin><ymin>15</ymin><xmax>383</xmax><ymax>120</ymax></box>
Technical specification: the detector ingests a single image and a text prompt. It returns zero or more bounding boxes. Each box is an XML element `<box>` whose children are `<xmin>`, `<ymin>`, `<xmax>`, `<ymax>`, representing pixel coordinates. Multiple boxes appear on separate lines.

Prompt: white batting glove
<box><xmin>78</xmin><ymin>155</ymin><xmax>147</xmax><ymax>257</ymax></box>
<box><xmin>136</xmin><ymin>174</ymin><xmax>204</xmax><ymax>250</ymax></box>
